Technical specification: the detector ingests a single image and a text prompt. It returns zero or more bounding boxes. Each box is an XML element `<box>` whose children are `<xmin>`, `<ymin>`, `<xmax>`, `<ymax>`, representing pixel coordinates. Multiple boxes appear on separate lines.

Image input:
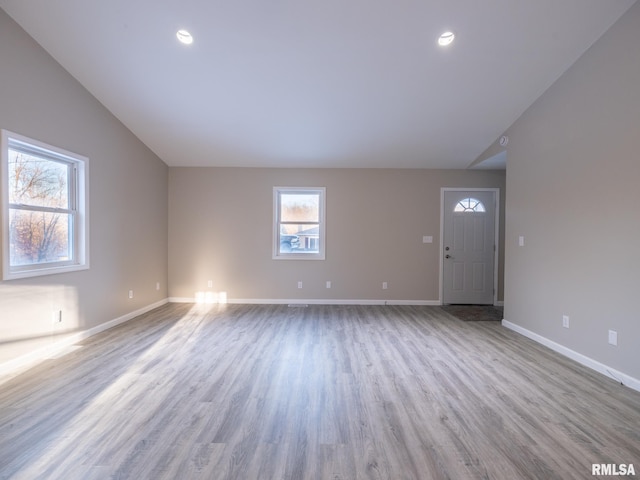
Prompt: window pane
<box><xmin>280</xmin><ymin>223</ymin><xmax>320</xmax><ymax>253</ymax></box>
<box><xmin>454</xmin><ymin>197</ymin><xmax>486</xmax><ymax>213</ymax></box>
<box><xmin>281</xmin><ymin>193</ymin><xmax>319</xmax><ymax>222</ymax></box>
<box><xmin>9</xmin><ymin>209</ymin><xmax>71</xmax><ymax>266</ymax></box>
<box><xmin>273</xmin><ymin>186</ymin><xmax>325</xmax><ymax>260</ymax></box>
<box><xmin>8</xmin><ymin>149</ymin><xmax>69</xmax><ymax>209</ymax></box>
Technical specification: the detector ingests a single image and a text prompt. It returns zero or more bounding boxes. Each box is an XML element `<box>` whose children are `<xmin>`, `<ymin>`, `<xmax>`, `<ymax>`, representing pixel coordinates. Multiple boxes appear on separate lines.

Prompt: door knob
<box><xmin>445</xmin><ymin>254</ymin><xmax>452</xmax><ymax>259</ymax></box>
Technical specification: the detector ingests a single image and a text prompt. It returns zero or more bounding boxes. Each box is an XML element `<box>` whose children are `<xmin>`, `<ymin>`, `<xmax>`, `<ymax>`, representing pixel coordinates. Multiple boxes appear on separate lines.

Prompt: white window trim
<box><xmin>273</xmin><ymin>186</ymin><xmax>326</xmax><ymax>260</ymax></box>
<box><xmin>1</xmin><ymin>130</ymin><xmax>90</xmax><ymax>280</ymax></box>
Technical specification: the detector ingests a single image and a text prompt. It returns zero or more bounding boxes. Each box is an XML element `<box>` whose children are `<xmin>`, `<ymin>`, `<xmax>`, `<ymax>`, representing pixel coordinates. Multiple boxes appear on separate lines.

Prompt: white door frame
<box><xmin>439</xmin><ymin>187</ymin><xmax>500</xmax><ymax>305</ymax></box>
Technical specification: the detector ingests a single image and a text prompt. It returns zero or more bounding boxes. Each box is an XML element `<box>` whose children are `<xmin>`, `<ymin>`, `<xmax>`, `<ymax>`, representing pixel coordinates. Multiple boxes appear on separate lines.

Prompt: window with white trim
<box><xmin>2</xmin><ymin>130</ymin><xmax>89</xmax><ymax>280</ymax></box>
<box><xmin>454</xmin><ymin>197</ymin><xmax>486</xmax><ymax>213</ymax></box>
<box><xmin>273</xmin><ymin>187</ymin><xmax>325</xmax><ymax>260</ymax></box>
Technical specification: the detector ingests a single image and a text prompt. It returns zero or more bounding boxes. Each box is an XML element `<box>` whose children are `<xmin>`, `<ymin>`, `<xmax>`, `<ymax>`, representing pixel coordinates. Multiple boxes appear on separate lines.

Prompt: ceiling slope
<box><xmin>0</xmin><ymin>0</ymin><xmax>635</xmax><ymax>168</ymax></box>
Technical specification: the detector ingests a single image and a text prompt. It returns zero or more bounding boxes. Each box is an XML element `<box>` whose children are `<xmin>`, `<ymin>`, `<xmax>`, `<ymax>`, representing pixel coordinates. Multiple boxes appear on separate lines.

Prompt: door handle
<box><xmin>445</xmin><ymin>254</ymin><xmax>452</xmax><ymax>259</ymax></box>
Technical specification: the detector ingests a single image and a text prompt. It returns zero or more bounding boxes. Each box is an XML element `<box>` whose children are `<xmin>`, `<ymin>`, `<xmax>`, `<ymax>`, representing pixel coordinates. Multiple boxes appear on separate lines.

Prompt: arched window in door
<box><xmin>454</xmin><ymin>197</ymin><xmax>486</xmax><ymax>213</ymax></box>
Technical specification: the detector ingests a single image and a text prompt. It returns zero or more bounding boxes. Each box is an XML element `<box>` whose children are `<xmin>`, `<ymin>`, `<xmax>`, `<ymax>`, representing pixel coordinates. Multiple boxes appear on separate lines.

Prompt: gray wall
<box><xmin>169</xmin><ymin>168</ymin><xmax>505</xmax><ymax>303</ymax></box>
<box><xmin>503</xmin><ymin>2</ymin><xmax>640</xmax><ymax>380</ymax></box>
<box><xmin>0</xmin><ymin>10</ymin><xmax>169</xmax><ymax>364</ymax></box>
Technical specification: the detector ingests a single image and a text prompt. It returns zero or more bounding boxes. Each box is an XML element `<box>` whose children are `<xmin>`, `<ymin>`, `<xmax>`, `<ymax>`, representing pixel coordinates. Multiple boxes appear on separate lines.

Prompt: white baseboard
<box><xmin>502</xmin><ymin>320</ymin><xmax>640</xmax><ymax>393</ymax></box>
<box><xmin>0</xmin><ymin>298</ymin><xmax>169</xmax><ymax>378</ymax></box>
<box><xmin>169</xmin><ymin>297</ymin><xmax>441</xmax><ymax>306</ymax></box>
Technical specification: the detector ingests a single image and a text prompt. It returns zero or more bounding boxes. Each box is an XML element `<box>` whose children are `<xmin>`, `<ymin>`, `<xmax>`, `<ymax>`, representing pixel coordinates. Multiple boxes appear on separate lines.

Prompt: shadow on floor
<box><xmin>440</xmin><ymin>305</ymin><xmax>504</xmax><ymax>321</ymax></box>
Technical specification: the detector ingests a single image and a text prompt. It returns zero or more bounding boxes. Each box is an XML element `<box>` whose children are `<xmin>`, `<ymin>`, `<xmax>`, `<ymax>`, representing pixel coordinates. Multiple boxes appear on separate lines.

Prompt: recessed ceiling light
<box><xmin>438</xmin><ymin>31</ymin><xmax>455</xmax><ymax>47</ymax></box>
<box><xmin>176</xmin><ymin>29</ymin><xmax>193</xmax><ymax>45</ymax></box>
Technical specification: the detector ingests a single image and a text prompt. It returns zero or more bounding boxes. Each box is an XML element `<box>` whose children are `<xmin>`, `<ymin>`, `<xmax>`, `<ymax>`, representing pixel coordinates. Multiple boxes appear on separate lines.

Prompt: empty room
<box><xmin>1</xmin><ymin>1</ymin><xmax>639</xmax><ymax>479</ymax></box>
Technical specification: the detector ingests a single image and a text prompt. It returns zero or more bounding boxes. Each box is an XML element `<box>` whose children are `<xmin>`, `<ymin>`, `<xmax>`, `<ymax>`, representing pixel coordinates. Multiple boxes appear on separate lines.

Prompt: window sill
<box><xmin>3</xmin><ymin>263</ymin><xmax>89</xmax><ymax>281</ymax></box>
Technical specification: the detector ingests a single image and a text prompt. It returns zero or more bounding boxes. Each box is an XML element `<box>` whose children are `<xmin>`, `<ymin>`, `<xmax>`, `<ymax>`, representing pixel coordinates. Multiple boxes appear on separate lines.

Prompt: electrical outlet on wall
<box><xmin>608</xmin><ymin>330</ymin><xmax>618</xmax><ymax>346</ymax></box>
<box><xmin>382</xmin><ymin>282</ymin><xmax>388</xmax><ymax>290</ymax></box>
<box><xmin>562</xmin><ymin>315</ymin><xmax>570</xmax><ymax>328</ymax></box>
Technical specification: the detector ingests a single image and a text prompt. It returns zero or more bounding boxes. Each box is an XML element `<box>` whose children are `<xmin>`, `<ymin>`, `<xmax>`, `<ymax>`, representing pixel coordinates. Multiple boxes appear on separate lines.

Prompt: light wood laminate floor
<box><xmin>0</xmin><ymin>303</ymin><xmax>639</xmax><ymax>479</ymax></box>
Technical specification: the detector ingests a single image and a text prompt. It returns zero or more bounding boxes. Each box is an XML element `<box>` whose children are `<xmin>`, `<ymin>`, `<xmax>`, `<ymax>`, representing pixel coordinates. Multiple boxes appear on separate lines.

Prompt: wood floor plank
<box><xmin>0</xmin><ymin>303</ymin><xmax>639</xmax><ymax>479</ymax></box>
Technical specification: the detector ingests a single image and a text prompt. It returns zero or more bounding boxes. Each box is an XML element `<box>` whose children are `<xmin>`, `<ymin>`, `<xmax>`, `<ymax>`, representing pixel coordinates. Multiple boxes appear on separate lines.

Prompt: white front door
<box><xmin>442</xmin><ymin>189</ymin><xmax>496</xmax><ymax>305</ymax></box>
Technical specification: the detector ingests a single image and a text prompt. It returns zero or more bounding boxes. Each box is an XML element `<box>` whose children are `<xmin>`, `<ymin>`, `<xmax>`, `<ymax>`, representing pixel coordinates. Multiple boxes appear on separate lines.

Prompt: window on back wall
<box><xmin>1</xmin><ymin>130</ymin><xmax>89</xmax><ymax>280</ymax></box>
<box><xmin>273</xmin><ymin>187</ymin><xmax>325</xmax><ymax>260</ymax></box>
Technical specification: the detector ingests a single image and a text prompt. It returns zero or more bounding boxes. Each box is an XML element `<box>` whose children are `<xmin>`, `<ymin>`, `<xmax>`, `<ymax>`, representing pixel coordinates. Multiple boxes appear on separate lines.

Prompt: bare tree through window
<box><xmin>2</xmin><ymin>130</ymin><xmax>88</xmax><ymax>280</ymax></box>
<box><xmin>8</xmin><ymin>150</ymin><xmax>72</xmax><ymax>266</ymax></box>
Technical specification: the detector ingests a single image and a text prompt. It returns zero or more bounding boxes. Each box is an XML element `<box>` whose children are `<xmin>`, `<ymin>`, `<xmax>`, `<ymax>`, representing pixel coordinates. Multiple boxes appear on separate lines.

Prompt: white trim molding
<box><xmin>169</xmin><ymin>297</ymin><xmax>441</xmax><ymax>306</ymax></box>
<box><xmin>502</xmin><ymin>320</ymin><xmax>640</xmax><ymax>393</ymax></box>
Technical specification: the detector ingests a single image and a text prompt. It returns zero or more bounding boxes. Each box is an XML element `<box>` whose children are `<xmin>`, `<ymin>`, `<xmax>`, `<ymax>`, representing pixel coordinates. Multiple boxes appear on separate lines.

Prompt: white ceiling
<box><xmin>0</xmin><ymin>0</ymin><xmax>635</xmax><ymax>169</ymax></box>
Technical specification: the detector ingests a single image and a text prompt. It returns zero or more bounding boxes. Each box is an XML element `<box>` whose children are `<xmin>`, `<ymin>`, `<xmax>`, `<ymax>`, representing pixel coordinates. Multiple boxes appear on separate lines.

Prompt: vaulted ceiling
<box><xmin>0</xmin><ymin>0</ymin><xmax>635</xmax><ymax>169</ymax></box>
